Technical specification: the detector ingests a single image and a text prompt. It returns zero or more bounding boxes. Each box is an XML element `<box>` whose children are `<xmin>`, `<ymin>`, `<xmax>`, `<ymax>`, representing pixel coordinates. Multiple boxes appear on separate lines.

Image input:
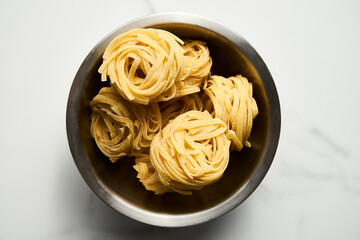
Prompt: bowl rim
<box><xmin>66</xmin><ymin>12</ymin><xmax>281</xmax><ymax>227</ymax></box>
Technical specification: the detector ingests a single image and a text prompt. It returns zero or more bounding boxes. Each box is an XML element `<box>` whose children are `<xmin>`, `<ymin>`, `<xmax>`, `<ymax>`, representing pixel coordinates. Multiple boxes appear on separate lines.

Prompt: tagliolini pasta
<box><xmin>159</xmin><ymin>93</ymin><xmax>203</xmax><ymax>127</ymax></box>
<box><xmin>133</xmin><ymin>154</ymin><xmax>169</xmax><ymax>194</ymax></box>
<box><xmin>150</xmin><ymin>110</ymin><xmax>231</xmax><ymax>195</ymax></box>
<box><xmin>176</xmin><ymin>40</ymin><xmax>212</xmax><ymax>97</ymax></box>
<box><xmin>98</xmin><ymin>29</ymin><xmax>212</xmax><ymax>105</ymax></box>
<box><xmin>203</xmin><ymin>75</ymin><xmax>258</xmax><ymax>151</ymax></box>
<box><xmin>90</xmin><ymin>87</ymin><xmax>135</xmax><ymax>162</ymax></box>
<box><xmin>131</xmin><ymin>100</ymin><xmax>162</xmax><ymax>152</ymax></box>
<box><xmin>133</xmin><ymin>93</ymin><xmax>204</xmax><ymax>194</ymax></box>
<box><xmin>90</xmin><ymin>28</ymin><xmax>258</xmax><ymax>195</ymax></box>
<box><xmin>90</xmin><ymin>86</ymin><xmax>161</xmax><ymax>162</ymax></box>
<box><xmin>98</xmin><ymin>28</ymin><xmax>185</xmax><ymax>104</ymax></box>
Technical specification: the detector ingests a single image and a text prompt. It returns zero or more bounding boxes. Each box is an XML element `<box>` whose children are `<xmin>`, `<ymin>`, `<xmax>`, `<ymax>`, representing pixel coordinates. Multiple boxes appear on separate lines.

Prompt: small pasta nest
<box><xmin>149</xmin><ymin>110</ymin><xmax>231</xmax><ymax>195</ymax></box>
<box><xmin>203</xmin><ymin>75</ymin><xmax>258</xmax><ymax>151</ymax></box>
<box><xmin>98</xmin><ymin>29</ymin><xmax>211</xmax><ymax>105</ymax></box>
<box><xmin>90</xmin><ymin>86</ymin><xmax>161</xmax><ymax>162</ymax></box>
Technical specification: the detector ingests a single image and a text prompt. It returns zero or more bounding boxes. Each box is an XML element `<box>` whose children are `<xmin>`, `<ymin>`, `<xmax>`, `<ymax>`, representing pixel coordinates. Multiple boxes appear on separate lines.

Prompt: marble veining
<box><xmin>144</xmin><ymin>0</ymin><xmax>156</xmax><ymax>14</ymax></box>
<box><xmin>0</xmin><ymin>0</ymin><xmax>359</xmax><ymax>239</ymax></box>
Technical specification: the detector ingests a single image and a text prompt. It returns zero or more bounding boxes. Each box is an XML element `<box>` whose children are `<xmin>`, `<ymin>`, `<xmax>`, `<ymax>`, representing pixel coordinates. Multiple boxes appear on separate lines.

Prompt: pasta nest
<box><xmin>133</xmin><ymin>154</ymin><xmax>169</xmax><ymax>195</ymax></box>
<box><xmin>150</xmin><ymin>110</ymin><xmax>231</xmax><ymax>195</ymax></box>
<box><xmin>90</xmin><ymin>86</ymin><xmax>162</xmax><ymax>162</ymax></box>
<box><xmin>203</xmin><ymin>75</ymin><xmax>258</xmax><ymax>151</ymax></box>
<box><xmin>98</xmin><ymin>28</ymin><xmax>185</xmax><ymax>104</ymax></box>
<box><xmin>177</xmin><ymin>40</ymin><xmax>212</xmax><ymax>97</ymax></box>
<box><xmin>159</xmin><ymin>92</ymin><xmax>204</xmax><ymax>128</ymax></box>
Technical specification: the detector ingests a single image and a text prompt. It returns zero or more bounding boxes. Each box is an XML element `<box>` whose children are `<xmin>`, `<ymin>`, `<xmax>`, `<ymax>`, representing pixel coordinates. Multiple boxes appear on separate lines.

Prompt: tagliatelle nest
<box><xmin>203</xmin><ymin>75</ymin><xmax>258</xmax><ymax>151</ymax></box>
<box><xmin>149</xmin><ymin>110</ymin><xmax>231</xmax><ymax>195</ymax></box>
<box><xmin>90</xmin><ymin>86</ymin><xmax>161</xmax><ymax>162</ymax></box>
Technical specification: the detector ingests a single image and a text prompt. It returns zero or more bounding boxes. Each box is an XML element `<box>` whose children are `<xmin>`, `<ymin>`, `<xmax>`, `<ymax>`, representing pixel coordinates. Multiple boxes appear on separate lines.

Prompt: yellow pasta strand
<box><xmin>203</xmin><ymin>75</ymin><xmax>258</xmax><ymax>151</ymax></box>
<box><xmin>159</xmin><ymin>93</ymin><xmax>203</xmax><ymax>127</ymax></box>
<box><xmin>98</xmin><ymin>28</ymin><xmax>186</xmax><ymax>104</ymax></box>
<box><xmin>176</xmin><ymin>40</ymin><xmax>212</xmax><ymax>97</ymax></box>
<box><xmin>132</xmin><ymin>94</ymin><xmax>204</xmax><ymax>194</ymax></box>
<box><xmin>90</xmin><ymin>87</ymin><xmax>135</xmax><ymax>162</ymax></box>
<box><xmin>131</xmin><ymin>101</ymin><xmax>162</xmax><ymax>151</ymax></box>
<box><xmin>90</xmin><ymin>86</ymin><xmax>162</xmax><ymax>162</ymax></box>
<box><xmin>150</xmin><ymin>110</ymin><xmax>231</xmax><ymax>195</ymax></box>
<box><xmin>133</xmin><ymin>154</ymin><xmax>169</xmax><ymax>194</ymax></box>
<box><xmin>91</xmin><ymin>28</ymin><xmax>259</xmax><ymax>195</ymax></box>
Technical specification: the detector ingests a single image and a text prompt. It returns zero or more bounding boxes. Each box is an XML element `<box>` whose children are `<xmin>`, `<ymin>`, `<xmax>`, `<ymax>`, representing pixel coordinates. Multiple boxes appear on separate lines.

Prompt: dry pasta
<box><xmin>131</xmin><ymin>101</ymin><xmax>162</xmax><ymax>152</ymax></box>
<box><xmin>176</xmin><ymin>40</ymin><xmax>212</xmax><ymax>97</ymax></box>
<box><xmin>98</xmin><ymin>28</ymin><xmax>185</xmax><ymax>105</ymax></box>
<box><xmin>91</xmin><ymin>28</ymin><xmax>259</xmax><ymax>195</ymax></box>
<box><xmin>133</xmin><ymin>154</ymin><xmax>169</xmax><ymax>194</ymax></box>
<box><xmin>159</xmin><ymin>93</ymin><xmax>203</xmax><ymax>127</ymax></box>
<box><xmin>150</xmin><ymin>110</ymin><xmax>231</xmax><ymax>195</ymax></box>
<box><xmin>133</xmin><ymin>94</ymin><xmax>204</xmax><ymax>194</ymax></box>
<box><xmin>90</xmin><ymin>86</ymin><xmax>135</xmax><ymax>162</ymax></box>
<box><xmin>203</xmin><ymin>75</ymin><xmax>258</xmax><ymax>151</ymax></box>
<box><xmin>90</xmin><ymin>86</ymin><xmax>162</xmax><ymax>162</ymax></box>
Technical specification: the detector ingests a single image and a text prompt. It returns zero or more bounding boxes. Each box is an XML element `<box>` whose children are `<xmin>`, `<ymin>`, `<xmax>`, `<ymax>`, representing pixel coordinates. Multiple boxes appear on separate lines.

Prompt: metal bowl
<box><xmin>66</xmin><ymin>12</ymin><xmax>281</xmax><ymax>227</ymax></box>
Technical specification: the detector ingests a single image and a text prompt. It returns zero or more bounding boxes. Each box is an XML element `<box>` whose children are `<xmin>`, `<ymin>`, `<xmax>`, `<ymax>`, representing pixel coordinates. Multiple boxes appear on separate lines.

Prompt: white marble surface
<box><xmin>1</xmin><ymin>0</ymin><xmax>359</xmax><ymax>239</ymax></box>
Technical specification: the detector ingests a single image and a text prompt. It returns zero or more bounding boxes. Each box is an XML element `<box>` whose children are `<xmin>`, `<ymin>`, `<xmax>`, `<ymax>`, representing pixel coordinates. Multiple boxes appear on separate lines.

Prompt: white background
<box><xmin>1</xmin><ymin>0</ymin><xmax>359</xmax><ymax>239</ymax></box>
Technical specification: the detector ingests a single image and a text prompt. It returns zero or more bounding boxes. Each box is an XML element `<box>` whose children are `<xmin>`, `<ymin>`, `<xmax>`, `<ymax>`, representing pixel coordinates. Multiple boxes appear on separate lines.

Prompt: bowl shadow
<box><xmin>58</xmin><ymin>154</ymin><xmax>250</xmax><ymax>240</ymax></box>
<box><xmin>66</xmin><ymin>13</ymin><xmax>280</xmax><ymax>227</ymax></box>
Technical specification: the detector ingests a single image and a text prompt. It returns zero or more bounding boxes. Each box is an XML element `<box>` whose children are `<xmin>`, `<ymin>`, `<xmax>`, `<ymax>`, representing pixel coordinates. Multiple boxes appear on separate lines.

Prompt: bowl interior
<box><xmin>76</xmin><ymin>22</ymin><xmax>270</xmax><ymax>216</ymax></box>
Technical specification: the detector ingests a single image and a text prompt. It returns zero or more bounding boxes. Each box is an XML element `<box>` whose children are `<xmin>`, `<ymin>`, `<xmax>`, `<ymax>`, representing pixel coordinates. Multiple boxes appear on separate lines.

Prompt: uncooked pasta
<box><xmin>98</xmin><ymin>28</ymin><xmax>185</xmax><ymax>104</ymax></box>
<box><xmin>133</xmin><ymin>154</ymin><xmax>169</xmax><ymax>194</ymax></box>
<box><xmin>150</xmin><ymin>110</ymin><xmax>231</xmax><ymax>195</ymax></box>
<box><xmin>90</xmin><ymin>86</ymin><xmax>135</xmax><ymax>162</ymax></box>
<box><xmin>90</xmin><ymin>86</ymin><xmax>161</xmax><ymax>162</ymax></box>
<box><xmin>159</xmin><ymin>93</ymin><xmax>203</xmax><ymax>127</ymax></box>
<box><xmin>176</xmin><ymin>40</ymin><xmax>212</xmax><ymax>97</ymax></box>
<box><xmin>133</xmin><ymin>94</ymin><xmax>204</xmax><ymax>194</ymax></box>
<box><xmin>203</xmin><ymin>75</ymin><xmax>258</xmax><ymax>151</ymax></box>
<box><xmin>131</xmin><ymin>101</ymin><xmax>162</xmax><ymax>152</ymax></box>
<box><xmin>90</xmin><ymin>28</ymin><xmax>258</xmax><ymax>195</ymax></box>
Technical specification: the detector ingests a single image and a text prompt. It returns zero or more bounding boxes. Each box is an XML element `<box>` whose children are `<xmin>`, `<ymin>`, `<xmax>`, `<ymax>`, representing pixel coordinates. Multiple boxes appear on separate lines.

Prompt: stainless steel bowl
<box><xmin>66</xmin><ymin>12</ymin><xmax>281</xmax><ymax>227</ymax></box>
